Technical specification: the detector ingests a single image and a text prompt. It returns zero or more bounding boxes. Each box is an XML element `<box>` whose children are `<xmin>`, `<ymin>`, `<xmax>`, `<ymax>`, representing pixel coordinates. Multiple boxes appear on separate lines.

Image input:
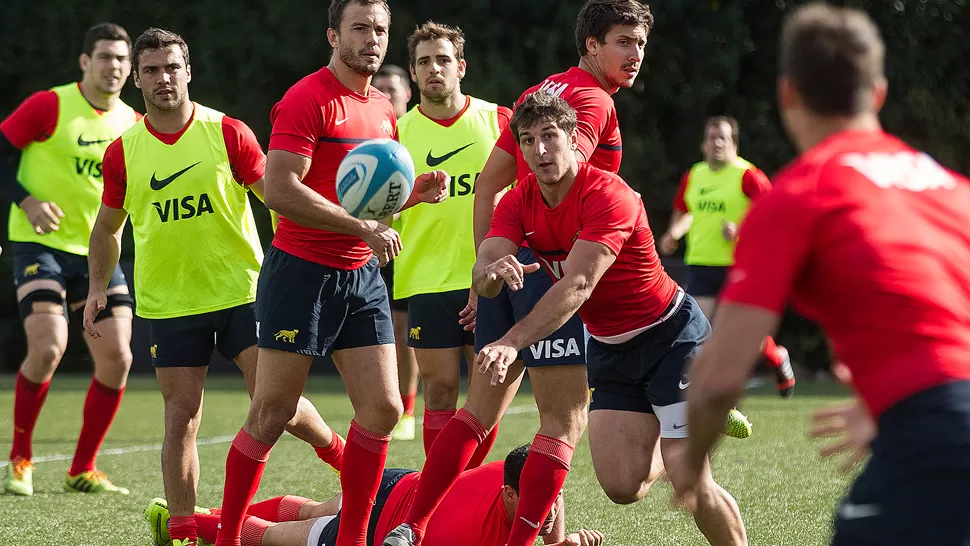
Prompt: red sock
<box><xmin>336</xmin><ymin>420</ymin><xmax>390</xmax><ymax>546</ymax></box>
<box><xmin>241</xmin><ymin>515</ymin><xmax>271</xmax><ymax>546</ymax></box>
<box><xmin>761</xmin><ymin>336</ymin><xmax>784</xmax><ymax>368</ymax></box>
<box><xmin>314</xmin><ymin>429</ymin><xmax>346</xmax><ymax>471</ymax></box>
<box><xmin>466</xmin><ymin>422</ymin><xmax>499</xmax><ymax>470</ymax></box>
<box><xmin>405</xmin><ymin>408</ymin><xmax>488</xmax><ymax>539</ymax></box>
<box><xmin>215</xmin><ymin>429</ymin><xmax>274</xmax><ymax>546</ymax></box>
<box><xmin>170</xmin><ymin>515</ymin><xmax>198</xmax><ymax>544</ymax></box>
<box><xmin>195</xmin><ymin>512</ymin><xmax>221</xmax><ymax>544</ymax></box>
<box><xmin>422</xmin><ymin>408</ymin><xmax>456</xmax><ymax>454</ymax></box>
<box><xmin>245</xmin><ymin>495</ymin><xmax>310</xmax><ymax>522</ymax></box>
<box><xmin>10</xmin><ymin>372</ymin><xmax>50</xmax><ymax>462</ymax></box>
<box><xmin>402</xmin><ymin>391</ymin><xmax>417</xmax><ymax>418</ymax></box>
<box><xmin>69</xmin><ymin>378</ymin><xmax>124</xmax><ymax>475</ymax></box>
<box><xmin>506</xmin><ymin>436</ymin><xmax>575</xmax><ymax>546</ymax></box>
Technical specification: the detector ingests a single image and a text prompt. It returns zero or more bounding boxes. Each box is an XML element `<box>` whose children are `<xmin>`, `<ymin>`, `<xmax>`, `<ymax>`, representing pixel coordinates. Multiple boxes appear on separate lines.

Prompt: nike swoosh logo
<box><xmin>673</xmin><ymin>423</ymin><xmax>687</xmax><ymax>430</ymax></box>
<box><xmin>679</xmin><ymin>380</ymin><xmax>691</xmax><ymax>389</ymax></box>
<box><xmin>150</xmin><ymin>161</ymin><xmax>201</xmax><ymax>191</ymax></box>
<box><xmin>698</xmin><ymin>187</ymin><xmax>715</xmax><ymax>195</ymax></box>
<box><xmin>427</xmin><ymin>142</ymin><xmax>475</xmax><ymax>167</ymax></box>
<box><xmin>839</xmin><ymin>502</ymin><xmax>881</xmax><ymax>520</ymax></box>
<box><xmin>519</xmin><ymin>517</ymin><xmax>540</xmax><ymax>529</ymax></box>
<box><xmin>525</xmin><ymin>231</ymin><xmax>535</xmax><ymax>236</ymax></box>
<box><xmin>335</xmin><ymin>118</ymin><xmax>349</xmax><ymax>125</ymax></box>
<box><xmin>77</xmin><ymin>135</ymin><xmax>109</xmax><ymax>147</ymax></box>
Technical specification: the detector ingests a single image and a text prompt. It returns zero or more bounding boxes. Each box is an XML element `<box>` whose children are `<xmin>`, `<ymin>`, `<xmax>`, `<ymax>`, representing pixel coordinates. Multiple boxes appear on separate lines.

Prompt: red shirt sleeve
<box><xmin>495</xmin><ymin>122</ymin><xmax>516</xmax><ymax>157</ymax></box>
<box><xmin>268</xmin><ymin>86</ymin><xmax>323</xmax><ymax>158</ymax></box>
<box><xmin>486</xmin><ymin>183</ymin><xmax>526</xmax><ymax>246</ymax></box>
<box><xmin>720</xmin><ymin>180</ymin><xmax>819</xmax><ymax>312</ymax></box>
<box><xmin>101</xmin><ymin>139</ymin><xmax>128</xmax><ymax>208</ymax></box>
<box><xmin>741</xmin><ymin>166</ymin><xmax>772</xmax><ymax>201</ymax></box>
<box><xmin>673</xmin><ymin>170</ymin><xmax>691</xmax><ymax>212</ymax></box>
<box><xmin>578</xmin><ymin>172</ymin><xmax>639</xmax><ymax>255</ymax></box>
<box><xmin>222</xmin><ymin>116</ymin><xmax>266</xmax><ymax>186</ymax></box>
<box><xmin>569</xmin><ymin>88</ymin><xmax>612</xmax><ymax>162</ymax></box>
<box><xmin>0</xmin><ymin>91</ymin><xmax>59</xmax><ymax>148</ymax></box>
<box><xmin>496</xmin><ymin>106</ymin><xmax>512</xmax><ymax>134</ymax></box>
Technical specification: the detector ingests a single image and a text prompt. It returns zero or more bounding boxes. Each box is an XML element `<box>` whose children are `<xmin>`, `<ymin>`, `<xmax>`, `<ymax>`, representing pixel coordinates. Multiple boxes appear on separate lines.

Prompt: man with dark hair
<box><xmin>1</xmin><ymin>21</ymin><xmax>137</xmax><ymax>497</ymax></box>
<box><xmin>393</xmin><ymin>21</ymin><xmax>512</xmax><ymax>457</ymax></box>
<box><xmin>85</xmin><ymin>27</ymin><xmax>343</xmax><ymax>546</ymax></box>
<box><xmin>659</xmin><ymin>116</ymin><xmax>795</xmax><ymax>401</ymax></box>
<box><xmin>371</xmin><ymin>63</ymin><xmax>419</xmax><ymax>442</ymax></box>
<box><xmin>214</xmin><ymin>1</ymin><xmax>450</xmax><ymax>545</ymax></box>
<box><xmin>148</xmin><ymin>445</ymin><xmax>604</xmax><ymax>546</ymax></box>
<box><xmin>385</xmin><ymin>3</ymin><xmax>658</xmax><ymax>544</ymax></box>
<box><xmin>680</xmin><ymin>4</ymin><xmax>970</xmax><ymax>545</ymax></box>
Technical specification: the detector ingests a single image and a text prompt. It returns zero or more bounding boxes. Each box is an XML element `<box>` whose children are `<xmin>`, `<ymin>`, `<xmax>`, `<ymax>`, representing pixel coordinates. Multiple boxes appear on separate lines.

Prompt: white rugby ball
<box><xmin>336</xmin><ymin>139</ymin><xmax>415</xmax><ymax>219</ymax></box>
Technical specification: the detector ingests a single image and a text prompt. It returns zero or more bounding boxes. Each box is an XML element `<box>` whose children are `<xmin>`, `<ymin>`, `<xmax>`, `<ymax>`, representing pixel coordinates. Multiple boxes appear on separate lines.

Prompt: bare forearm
<box><xmin>473</xmin><ymin>186</ymin><xmax>504</xmax><ymax>251</ymax></box>
<box><xmin>267</xmin><ymin>180</ymin><xmax>369</xmax><ymax>236</ymax></box>
<box><xmin>472</xmin><ymin>260</ymin><xmax>506</xmax><ymax>298</ymax></box>
<box><xmin>667</xmin><ymin>210</ymin><xmax>693</xmax><ymax>240</ymax></box>
<box><xmin>88</xmin><ymin>226</ymin><xmax>122</xmax><ymax>292</ymax></box>
<box><xmin>504</xmin><ymin>278</ymin><xmax>589</xmax><ymax>350</ymax></box>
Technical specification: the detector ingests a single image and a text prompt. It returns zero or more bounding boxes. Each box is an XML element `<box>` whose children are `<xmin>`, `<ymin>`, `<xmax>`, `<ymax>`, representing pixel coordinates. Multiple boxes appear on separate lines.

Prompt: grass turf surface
<box><xmin>0</xmin><ymin>375</ymin><xmax>854</xmax><ymax>545</ymax></box>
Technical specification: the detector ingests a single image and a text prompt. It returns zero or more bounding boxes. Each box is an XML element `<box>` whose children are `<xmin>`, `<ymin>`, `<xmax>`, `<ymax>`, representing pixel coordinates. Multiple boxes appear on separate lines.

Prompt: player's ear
<box><xmin>327</xmin><ymin>27</ymin><xmax>340</xmax><ymax>49</ymax></box>
<box><xmin>79</xmin><ymin>53</ymin><xmax>90</xmax><ymax>73</ymax></box>
<box><xmin>185</xmin><ymin>64</ymin><xmax>192</xmax><ymax>83</ymax></box>
<box><xmin>777</xmin><ymin>77</ymin><xmax>798</xmax><ymax>111</ymax></box>
<box><xmin>410</xmin><ymin>64</ymin><xmax>418</xmax><ymax>83</ymax></box>
<box><xmin>457</xmin><ymin>58</ymin><xmax>467</xmax><ymax>80</ymax></box>
<box><xmin>871</xmin><ymin>77</ymin><xmax>888</xmax><ymax>114</ymax></box>
<box><xmin>585</xmin><ymin>35</ymin><xmax>600</xmax><ymax>56</ymax></box>
<box><xmin>569</xmin><ymin>127</ymin><xmax>580</xmax><ymax>150</ymax></box>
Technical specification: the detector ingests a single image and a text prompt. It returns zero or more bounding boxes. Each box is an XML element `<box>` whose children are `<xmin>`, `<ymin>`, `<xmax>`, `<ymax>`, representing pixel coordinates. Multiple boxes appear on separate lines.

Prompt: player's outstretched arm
<box><xmin>473</xmin><ymin>145</ymin><xmax>517</xmax><ymax>251</ymax></box>
<box><xmin>472</xmin><ymin>237</ymin><xmax>536</xmax><ymax>298</ymax></box>
<box><xmin>659</xmin><ymin>210</ymin><xmax>692</xmax><ymax>255</ymax></box>
<box><xmin>398</xmin><ymin>170</ymin><xmax>450</xmax><ymax>212</ymax></box>
<box><xmin>84</xmin><ymin>205</ymin><xmax>129</xmax><ymax>337</ymax></box>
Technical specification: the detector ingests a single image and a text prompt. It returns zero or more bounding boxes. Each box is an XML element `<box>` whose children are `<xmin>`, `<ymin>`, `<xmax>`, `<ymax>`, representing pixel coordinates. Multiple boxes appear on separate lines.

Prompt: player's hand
<box><xmin>477</xmin><ymin>339</ymin><xmax>518</xmax><ymax>386</ymax></box>
<box><xmin>658</xmin><ymin>232</ymin><xmax>679</xmax><ymax>255</ymax></box>
<box><xmin>459</xmin><ymin>287</ymin><xmax>477</xmax><ymax>332</ymax></box>
<box><xmin>413</xmin><ymin>170</ymin><xmax>450</xmax><ymax>205</ymax></box>
<box><xmin>484</xmin><ymin>254</ymin><xmax>540</xmax><ymax>292</ymax></box>
<box><xmin>810</xmin><ymin>398</ymin><xmax>875</xmax><ymax>473</ymax></box>
<box><xmin>562</xmin><ymin>530</ymin><xmax>605</xmax><ymax>546</ymax></box>
<box><xmin>361</xmin><ymin>220</ymin><xmax>402</xmax><ymax>267</ymax></box>
<box><xmin>721</xmin><ymin>220</ymin><xmax>739</xmax><ymax>242</ymax></box>
<box><xmin>20</xmin><ymin>196</ymin><xmax>65</xmax><ymax>234</ymax></box>
<box><xmin>83</xmin><ymin>289</ymin><xmax>108</xmax><ymax>338</ymax></box>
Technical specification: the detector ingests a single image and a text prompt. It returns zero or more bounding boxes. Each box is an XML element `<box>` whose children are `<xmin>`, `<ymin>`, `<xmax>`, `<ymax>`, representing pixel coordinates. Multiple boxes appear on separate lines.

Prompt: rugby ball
<box><xmin>336</xmin><ymin>139</ymin><xmax>415</xmax><ymax>220</ymax></box>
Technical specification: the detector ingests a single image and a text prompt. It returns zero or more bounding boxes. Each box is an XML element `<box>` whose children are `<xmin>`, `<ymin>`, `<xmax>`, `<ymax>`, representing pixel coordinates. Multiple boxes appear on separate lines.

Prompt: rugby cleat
<box><xmin>391</xmin><ymin>414</ymin><xmax>417</xmax><ymax>441</ymax></box>
<box><xmin>723</xmin><ymin>408</ymin><xmax>753</xmax><ymax>439</ymax></box>
<box><xmin>773</xmin><ymin>346</ymin><xmax>796</xmax><ymax>398</ymax></box>
<box><xmin>3</xmin><ymin>458</ymin><xmax>34</xmax><ymax>496</ymax></box>
<box><xmin>382</xmin><ymin>523</ymin><xmax>419</xmax><ymax>546</ymax></box>
<box><xmin>145</xmin><ymin>497</ymin><xmax>171</xmax><ymax>546</ymax></box>
<box><xmin>64</xmin><ymin>469</ymin><xmax>130</xmax><ymax>494</ymax></box>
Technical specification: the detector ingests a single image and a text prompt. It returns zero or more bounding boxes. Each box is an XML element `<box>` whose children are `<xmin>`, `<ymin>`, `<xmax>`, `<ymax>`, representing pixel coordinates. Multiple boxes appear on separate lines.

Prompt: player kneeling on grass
<box><xmin>145</xmin><ymin>445</ymin><xmax>603</xmax><ymax>546</ymax></box>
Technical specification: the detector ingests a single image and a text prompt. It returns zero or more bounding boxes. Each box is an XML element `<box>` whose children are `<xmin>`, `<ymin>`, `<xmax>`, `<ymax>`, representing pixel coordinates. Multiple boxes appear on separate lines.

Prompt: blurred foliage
<box><xmin>1</xmin><ymin>0</ymin><xmax>968</xmax><ymax>370</ymax></box>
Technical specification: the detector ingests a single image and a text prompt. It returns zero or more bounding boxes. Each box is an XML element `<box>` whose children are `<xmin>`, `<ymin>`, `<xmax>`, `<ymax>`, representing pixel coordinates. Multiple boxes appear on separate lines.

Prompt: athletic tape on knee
<box><xmin>94</xmin><ymin>293</ymin><xmax>134</xmax><ymax>323</ymax></box>
<box><xmin>652</xmin><ymin>401</ymin><xmax>689</xmax><ymax>439</ymax></box>
<box><xmin>18</xmin><ymin>289</ymin><xmax>66</xmax><ymax>319</ymax></box>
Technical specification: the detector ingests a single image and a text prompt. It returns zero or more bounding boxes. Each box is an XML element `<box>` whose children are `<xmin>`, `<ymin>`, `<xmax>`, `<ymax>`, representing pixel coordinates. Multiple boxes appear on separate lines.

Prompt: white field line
<box><xmin>0</xmin><ymin>403</ymin><xmax>539</xmax><ymax>468</ymax></box>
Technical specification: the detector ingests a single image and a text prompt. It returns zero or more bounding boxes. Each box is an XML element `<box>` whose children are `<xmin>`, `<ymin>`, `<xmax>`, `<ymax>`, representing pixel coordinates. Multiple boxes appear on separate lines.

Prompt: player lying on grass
<box><xmin>146</xmin><ymin>445</ymin><xmax>604</xmax><ymax>546</ymax></box>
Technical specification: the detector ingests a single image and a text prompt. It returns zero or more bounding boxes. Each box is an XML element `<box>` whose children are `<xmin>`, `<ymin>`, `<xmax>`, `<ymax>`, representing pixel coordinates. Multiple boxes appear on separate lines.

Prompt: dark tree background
<box><xmin>2</xmin><ymin>0</ymin><xmax>968</xmax><ymax>371</ymax></box>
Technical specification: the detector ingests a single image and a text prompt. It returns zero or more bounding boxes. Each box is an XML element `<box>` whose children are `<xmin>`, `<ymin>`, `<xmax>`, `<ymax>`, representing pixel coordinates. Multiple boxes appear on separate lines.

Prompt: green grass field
<box><xmin>0</xmin><ymin>375</ymin><xmax>855</xmax><ymax>545</ymax></box>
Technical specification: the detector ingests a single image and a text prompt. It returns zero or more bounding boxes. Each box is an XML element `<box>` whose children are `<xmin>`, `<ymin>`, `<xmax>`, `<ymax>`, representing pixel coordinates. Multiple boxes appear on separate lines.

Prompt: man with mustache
<box><xmin>213</xmin><ymin>1</ymin><xmax>450</xmax><ymax>545</ymax></box>
<box><xmin>1</xmin><ymin>22</ymin><xmax>138</xmax><ymax>497</ymax></box>
<box><xmin>85</xmin><ymin>28</ymin><xmax>344</xmax><ymax>546</ymax></box>
<box><xmin>393</xmin><ymin>21</ymin><xmax>512</xmax><ymax>459</ymax></box>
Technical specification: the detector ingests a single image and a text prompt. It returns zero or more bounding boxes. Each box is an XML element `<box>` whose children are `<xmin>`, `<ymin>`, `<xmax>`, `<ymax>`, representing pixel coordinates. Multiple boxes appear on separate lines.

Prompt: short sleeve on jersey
<box><xmin>578</xmin><ymin>173</ymin><xmax>639</xmax><ymax>255</ymax></box>
<box><xmin>673</xmin><ymin>171</ymin><xmax>690</xmax><ymax>212</ymax></box>
<box><xmin>569</xmin><ymin>88</ymin><xmax>612</xmax><ymax>161</ymax></box>
<box><xmin>101</xmin><ymin>138</ymin><xmax>127</xmax><ymax>208</ymax></box>
<box><xmin>0</xmin><ymin>91</ymin><xmax>59</xmax><ymax>148</ymax></box>
<box><xmin>741</xmin><ymin>167</ymin><xmax>772</xmax><ymax>200</ymax></box>
<box><xmin>222</xmin><ymin>116</ymin><xmax>266</xmax><ymax>186</ymax></box>
<box><xmin>268</xmin><ymin>87</ymin><xmax>324</xmax><ymax>158</ymax></box>
<box><xmin>486</xmin><ymin>185</ymin><xmax>526</xmax><ymax>246</ymax></box>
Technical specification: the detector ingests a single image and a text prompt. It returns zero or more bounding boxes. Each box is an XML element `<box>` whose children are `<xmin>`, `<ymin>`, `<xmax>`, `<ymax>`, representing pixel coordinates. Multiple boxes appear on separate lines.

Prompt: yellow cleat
<box><xmin>723</xmin><ymin>408</ymin><xmax>753</xmax><ymax>439</ymax></box>
<box><xmin>3</xmin><ymin>458</ymin><xmax>34</xmax><ymax>496</ymax></box>
<box><xmin>64</xmin><ymin>469</ymin><xmax>130</xmax><ymax>494</ymax></box>
<box><xmin>145</xmin><ymin>497</ymin><xmax>171</xmax><ymax>546</ymax></box>
<box><xmin>391</xmin><ymin>414</ymin><xmax>417</xmax><ymax>441</ymax></box>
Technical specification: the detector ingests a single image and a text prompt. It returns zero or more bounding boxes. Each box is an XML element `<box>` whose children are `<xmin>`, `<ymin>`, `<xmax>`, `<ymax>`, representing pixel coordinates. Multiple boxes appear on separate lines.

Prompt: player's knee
<box><xmin>421</xmin><ymin>379</ymin><xmax>458</xmax><ymax>410</ymax></box>
<box><xmin>27</xmin><ymin>341</ymin><xmax>66</xmax><ymax>368</ymax></box>
<box><xmin>602</xmin><ymin>479</ymin><xmax>649</xmax><ymax>505</ymax></box>
<box><xmin>356</xmin><ymin>395</ymin><xmax>403</xmax><ymax>435</ymax></box>
<box><xmin>252</xmin><ymin>398</ymin><xmax>299</xmax><ymax>440</ymax></box>
<box><xmin>163</xmin><ymin>397</ymin><xmax>204</xmax><ymax>434</ymax></box>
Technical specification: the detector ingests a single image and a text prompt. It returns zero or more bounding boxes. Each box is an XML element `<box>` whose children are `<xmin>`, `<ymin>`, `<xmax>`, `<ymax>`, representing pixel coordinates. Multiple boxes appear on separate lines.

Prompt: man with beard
<box><xmin>1</xmin><ymin>22</ymin><xmax>138</xmax><ymax>497</ymax></box>
<box><xmin>85</xmin><ymin>28</ymin><xmax>345</xmax><ymax>546</ymax></box>
<box><xmin>394</xmin><ymin>21</ymin><xmax>512</xmax><ymax>459</ymax></box>
<box><xmin>213</xmin><ymin>1</ymin><xmax>450</xmax><ymax>545</ymax></box>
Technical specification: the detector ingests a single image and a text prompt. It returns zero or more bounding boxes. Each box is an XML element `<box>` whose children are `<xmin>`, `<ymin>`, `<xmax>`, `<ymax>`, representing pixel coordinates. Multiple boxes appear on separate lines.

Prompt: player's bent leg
<box><xmin>157</xmin><ymin>367</ymin><xmax>208</xmax><ymax>521</ymax></box>
<box><xmin>246</xmin><ymin>349</ymin><xmax>314</xmax><ymax>444</ymax></box>
<box><xmin>413</xmin><ymin>348</ymin><xmax>461</xmax><ymax>412</ymax></box>
<box><xmin>17</xmin><ymin>279</ymin><xmax>70</xmax><ymax>384</ymax></box>
<box><xmin>392</xmin><ymin>308</ymin><xmax>419</xmax><ymax>441</ymax></box>
<box><xmin>587</xmin><ymin>409</ymin><xmax>663</xmax><ymax>504</ymax></box>
<box><xmin>260</xmin><ymin>519</ymin><xmax>321</xmax><ymax>546</ymax></box>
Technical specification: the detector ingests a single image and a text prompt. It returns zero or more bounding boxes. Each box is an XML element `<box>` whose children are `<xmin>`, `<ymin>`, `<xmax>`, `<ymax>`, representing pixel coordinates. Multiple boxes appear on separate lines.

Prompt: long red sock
<box><xmin>170</xmin><ymin>515</ymin><xmax>198</xmax><ymax>544</ymax></box>
<box><xmin>506</xmin><ymin>435</ymin><xmax>574</xmax><ymax>546</ymax></box>
<box><xmin>422</xmin><ymin>408</ymin><xmax>456</xmax><ymax>454</ymax></box>
<box><xmin>195</xmin><ymin>512</ymin><xmax>222</xmax><ymax>544</ymax></box>
<box><xmin>402</xmin><ymin>391</ymin><xmax>417</xmax><ymax>418</ymax></box>
<box><xmin>405</xmin><ymin>408</ymin><xmax>488</xmax><ymax>539</ymax></box>
<box><xmin>336</xmin><ymin>420</ymin><xmax>390</xmax><ymax>546</ymax></box>
<box><xmin>215</xmin><ymin>429</ymin><xmax>274</xmax><ymax>546</ymax></box>
<box><xmin>246</xmin><ymin>495</ymin><xmax>310</xmax><ymax>522</ymax></box>
<box><xmin>10</xmin><ymin>372</ymin><xmax>50</xmax><ymax>462</ymax></box>
<box><xmin>466</xmin><ymin>423</ymin><xmax>499</xmax><ymax>470</ymax></box>
<box><xmin>761</xmin><ymin>335</ymin><xmax>783</xmax><ymax>368</ymax></box>
<box><xmin>241</xmin><ymin>515</ymin><xmax>271</xmax><ymax>546</ymax></box>
<box><xmin>69</xmin><ymin>378</ymin><xmax>124</xmax><ymax>475</ymax></box>
<box><xmin>314</xmin><ymin>428</ymin><xmax>346</xmax><ymax>471</ymax></box>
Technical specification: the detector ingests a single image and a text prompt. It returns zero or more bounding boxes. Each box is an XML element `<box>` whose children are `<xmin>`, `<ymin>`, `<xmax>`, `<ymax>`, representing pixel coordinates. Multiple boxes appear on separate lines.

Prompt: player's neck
<box><xmin>419</xmin><ymin>91</ymin><xmax>467</xmax><ymax>121</ymax></box>
<box><xmin>793</xmin><ymin>114</ymin><xmax>881</xmax><ymax>153</ymax></box>
<box><xmin>328</xmin><ymin>59</ymin><xmax>372</xmax><ymax>96</ymax></box>
<box><xmin>539</xmin><ymin>163</ymin><xmax>580</xmax><ymax>208</ymax></box>
<box><xmin>706</xmin><ymin>156</ymin><xmax>736</xmax><ymax>171</ymax></box>
<box><xmin>145</xmin><ymin>100</ymin><xmax>194</xmax><ymax>134</ymax></box>
<box><xmin>78</xmin><ymin>81</ymin><xmax>120</xmax><ymax>111</ymax></box>
<box><xmin>576</xmin><ymin>58</ymin><xmax>619</xmax><ymax>94</ymax></box>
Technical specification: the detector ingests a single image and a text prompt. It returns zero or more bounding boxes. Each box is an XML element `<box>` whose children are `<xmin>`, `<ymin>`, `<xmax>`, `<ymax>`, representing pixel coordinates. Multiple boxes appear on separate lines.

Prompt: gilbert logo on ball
<box><xmin>337</xmin><ymin>139</ymin><xmax>415</xmax><ymax>220</ymax></box>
